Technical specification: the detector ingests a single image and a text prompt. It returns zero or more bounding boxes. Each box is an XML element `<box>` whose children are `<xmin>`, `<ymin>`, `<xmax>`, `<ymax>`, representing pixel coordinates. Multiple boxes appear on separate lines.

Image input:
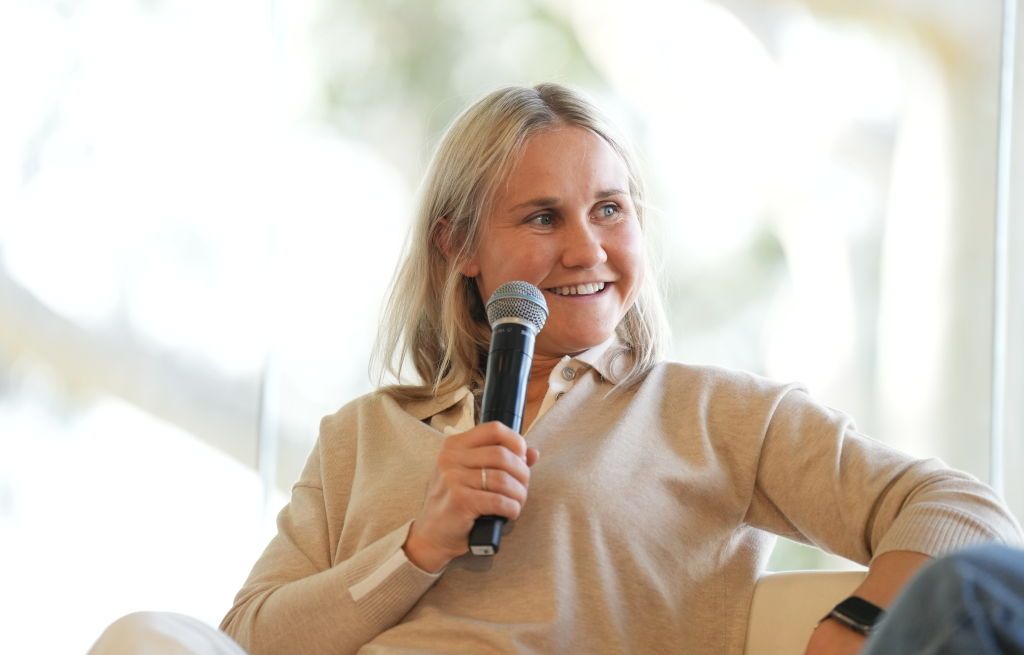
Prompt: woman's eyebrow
<box><xmin>595</xmin><ymin>188</ymin><xmax>628</xmax><ymax>200</ymax></box>
<box><xmin>506</xmin><ymin>189</ymin><xmax>627</xmax><ymax>213</ymax></box>
<box><xmin>507</xmin><ymin>196</ymin><xmax>559</xmax><ymax>213</ymax></box>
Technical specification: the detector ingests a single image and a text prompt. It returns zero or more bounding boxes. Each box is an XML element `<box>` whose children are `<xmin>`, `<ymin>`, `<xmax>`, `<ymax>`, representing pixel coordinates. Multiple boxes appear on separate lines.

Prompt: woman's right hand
<box><xmin>403</xmin><ymin>421</ymin><xmax>540</xmax><ymax>573</ymax></box>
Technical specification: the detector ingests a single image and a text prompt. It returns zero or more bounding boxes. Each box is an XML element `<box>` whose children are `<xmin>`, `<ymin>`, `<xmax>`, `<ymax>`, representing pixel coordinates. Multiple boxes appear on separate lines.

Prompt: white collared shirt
<box><xmin>439</xmin><ymin>335</ymin><xmax>618</xmax><ymax>437</ymax></box>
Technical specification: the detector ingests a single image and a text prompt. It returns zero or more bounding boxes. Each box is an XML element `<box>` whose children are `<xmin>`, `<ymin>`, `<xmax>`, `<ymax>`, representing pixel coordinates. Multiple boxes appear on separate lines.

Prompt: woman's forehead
<box><xmin>495</xmin><ymin>126</ymin><xmax>630</xmax><ymax>206</ymax></box>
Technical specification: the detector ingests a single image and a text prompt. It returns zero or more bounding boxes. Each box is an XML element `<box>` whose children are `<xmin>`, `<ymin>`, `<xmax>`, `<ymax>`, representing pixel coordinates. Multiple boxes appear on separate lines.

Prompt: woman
<box><xmin>93</xmin><ymin>83</ymin><xmax>1022</xmax><ymax>654</ymax></box>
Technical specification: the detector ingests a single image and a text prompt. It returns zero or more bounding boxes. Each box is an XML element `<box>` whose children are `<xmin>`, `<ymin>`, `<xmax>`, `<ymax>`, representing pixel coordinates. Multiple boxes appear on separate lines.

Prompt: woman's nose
<box><xmin>560</xmin><ymin>222</ymin><xmax>608</xmax><ymax>269</ymax></box>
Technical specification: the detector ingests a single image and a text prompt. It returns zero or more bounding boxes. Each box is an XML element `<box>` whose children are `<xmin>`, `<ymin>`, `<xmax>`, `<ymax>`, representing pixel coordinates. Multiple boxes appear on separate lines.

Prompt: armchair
<box><xmin>744</xmin><ymin>569</ymin><xmax>868</xmax><ymax>655</ymax></box>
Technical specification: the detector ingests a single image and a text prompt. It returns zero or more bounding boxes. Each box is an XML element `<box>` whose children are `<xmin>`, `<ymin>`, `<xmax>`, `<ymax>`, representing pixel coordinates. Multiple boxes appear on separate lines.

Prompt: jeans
<box><xmin>863</xmin><ymin>544</ymin><xmax>1024</xmax><ymax>654</ymax></box>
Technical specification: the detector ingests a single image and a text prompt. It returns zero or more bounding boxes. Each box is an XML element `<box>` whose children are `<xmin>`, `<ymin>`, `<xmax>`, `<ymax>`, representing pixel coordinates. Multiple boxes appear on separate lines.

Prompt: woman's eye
<box><xmin>599</xmin><ymin>204</ymin><xmax>618</xmax><ymax>218</ymax></box>
<box><xmin>530</xmin><ymin>213</ymin><xmax>554</xmax><ymax>226</ymax></box>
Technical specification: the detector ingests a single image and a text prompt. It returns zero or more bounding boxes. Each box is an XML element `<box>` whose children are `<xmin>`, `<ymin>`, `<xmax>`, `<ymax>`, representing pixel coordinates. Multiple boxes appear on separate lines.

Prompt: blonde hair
<box><xmin>373</xmin><ymin>83</ymin><xmax>668</xmax><ymax>401</ymax></box>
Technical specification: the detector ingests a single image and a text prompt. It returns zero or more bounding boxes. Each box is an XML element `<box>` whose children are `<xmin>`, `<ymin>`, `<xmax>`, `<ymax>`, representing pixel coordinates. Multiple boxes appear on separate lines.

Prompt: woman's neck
<box><xmin>518</xmin><ymin>353</ymin><xmax>564</xmax><ymax>427</ymax></box>
<box><xmin>516</xmin><ymin>354</ymin><xmax>558</xmax><ymax>433</ymax></box>
<box><xmin>527</xmin><ymin>354</ymin><xmax>562</xmax><ymax>399</ymax></box>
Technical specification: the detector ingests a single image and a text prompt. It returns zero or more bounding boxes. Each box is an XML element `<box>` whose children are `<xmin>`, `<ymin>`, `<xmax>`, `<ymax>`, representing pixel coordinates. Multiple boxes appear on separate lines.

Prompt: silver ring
<box><xmin>481</xmin><ymin>468</ymin><xmax>488</xmax><ymax>492</ymax></box>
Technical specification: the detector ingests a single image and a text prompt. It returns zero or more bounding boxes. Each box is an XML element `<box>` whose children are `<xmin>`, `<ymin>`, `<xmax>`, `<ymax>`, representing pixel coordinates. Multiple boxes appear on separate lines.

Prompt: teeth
<box><xmin>551</xmin><ymin>282</ymin><xmax>606</xmax><ymax>296</ymax></box>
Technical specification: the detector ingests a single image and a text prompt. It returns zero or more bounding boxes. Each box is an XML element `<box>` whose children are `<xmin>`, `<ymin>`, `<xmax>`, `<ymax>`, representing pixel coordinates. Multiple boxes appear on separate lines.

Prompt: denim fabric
<box><xmin>863</xmin><ymin>544</ymin><xmax>1024</xmax><ymax>654</ymax></box>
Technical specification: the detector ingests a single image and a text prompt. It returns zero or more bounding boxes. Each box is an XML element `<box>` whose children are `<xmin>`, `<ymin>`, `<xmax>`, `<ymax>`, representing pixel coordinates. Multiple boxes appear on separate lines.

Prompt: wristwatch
<box><xmin>822</xmin><ymin>596</ymin><xmax>886</xmax><ymax>636</ymax></box>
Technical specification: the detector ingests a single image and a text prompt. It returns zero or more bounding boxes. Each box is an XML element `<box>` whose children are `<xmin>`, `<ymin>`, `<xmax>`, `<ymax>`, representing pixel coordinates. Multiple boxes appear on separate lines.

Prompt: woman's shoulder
<box><xmin>622</xmin><ymin>361</ymin><xmax>814</xmax><ymax>442</ymax></box>
<box><xmin>644</xmin><ymin>360</ymin><xmax>807</xmax><ymax>408</ymax></box>
<box><xmin>318</xmin><ymin>388</ymin><xmax>413</xmax><ymax>434</ymax></box>
<box><xmin>318</xmin><ymin>385</ymin><xmax>469</xmax><ymax>437</ymax></box>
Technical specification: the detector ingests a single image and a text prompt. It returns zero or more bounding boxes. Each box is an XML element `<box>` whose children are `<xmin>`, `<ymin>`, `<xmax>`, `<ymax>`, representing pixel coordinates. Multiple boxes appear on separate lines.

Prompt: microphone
<box><xmin>468</xmin><ymin>280</ymin><xmax>548</xmax><ymax>556</ymax></box>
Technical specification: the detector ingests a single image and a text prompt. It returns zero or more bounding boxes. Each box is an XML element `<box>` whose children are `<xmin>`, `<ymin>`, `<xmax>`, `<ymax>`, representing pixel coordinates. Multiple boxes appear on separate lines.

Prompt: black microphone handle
<box><xmin>469</xmin><ymin>323</ymin><xmax>534</xmax><ymax>556</ymax></box>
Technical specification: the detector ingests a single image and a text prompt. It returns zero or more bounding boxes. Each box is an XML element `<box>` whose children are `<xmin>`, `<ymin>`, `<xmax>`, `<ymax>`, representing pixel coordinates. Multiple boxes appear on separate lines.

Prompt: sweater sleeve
<box><xmin>219</xmin><ymin>435</ymin><xmax>442</xmax><ymax>655</ymax></box>
<box><xmin>743</xmin><ymin>388</ymin><xmax>1023</xmax><ymax>564</ymax></box>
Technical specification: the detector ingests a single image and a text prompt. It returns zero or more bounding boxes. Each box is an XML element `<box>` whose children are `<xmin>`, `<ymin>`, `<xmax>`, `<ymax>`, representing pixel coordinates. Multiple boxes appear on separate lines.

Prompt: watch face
<box><xmin>836</xmin><ymin>596</ymin><xmax>885</xmax><ymax>626</ymax></box>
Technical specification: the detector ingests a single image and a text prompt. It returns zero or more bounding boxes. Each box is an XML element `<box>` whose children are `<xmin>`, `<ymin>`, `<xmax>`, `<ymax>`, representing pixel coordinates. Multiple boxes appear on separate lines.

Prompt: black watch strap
<box><xmin>822</xmin><ymin>596</ymin><xmax>886</xmax><ymax>636</ymax></box>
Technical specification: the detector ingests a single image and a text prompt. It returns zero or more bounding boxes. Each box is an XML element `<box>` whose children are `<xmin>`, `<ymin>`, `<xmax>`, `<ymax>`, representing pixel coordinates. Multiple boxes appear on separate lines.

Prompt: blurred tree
<box><xmin>311</xmin><ymin>0</ymin><xmax>604</xmax><ymax>181</ymax></box>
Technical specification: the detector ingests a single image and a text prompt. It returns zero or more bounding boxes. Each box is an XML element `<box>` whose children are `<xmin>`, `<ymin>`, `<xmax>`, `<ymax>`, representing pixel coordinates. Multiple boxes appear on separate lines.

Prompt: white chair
<box><xmin>744</xmin><ymin>569</ymin><xmax>868</xmax><ymax>655</ymax></box>
<box><xmin>90</xmin><ymin>570</ymin><xmax>868</xmax><ymax>654</ymax></box>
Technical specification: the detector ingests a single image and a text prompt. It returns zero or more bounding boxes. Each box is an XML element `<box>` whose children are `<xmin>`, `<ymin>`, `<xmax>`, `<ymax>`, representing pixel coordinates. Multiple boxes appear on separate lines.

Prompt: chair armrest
<box><xmin>743</xmin><ymin>569</ymin><xmax>867</xmax><ymax>655</ymax></box>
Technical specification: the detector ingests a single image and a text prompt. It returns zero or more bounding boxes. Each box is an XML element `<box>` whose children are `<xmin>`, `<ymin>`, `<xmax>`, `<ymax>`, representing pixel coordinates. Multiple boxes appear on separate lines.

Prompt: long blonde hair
<box><xmin>373</xmin><ymin>83</ymin><xmax>668</xmax><ymax>401</ymax></box>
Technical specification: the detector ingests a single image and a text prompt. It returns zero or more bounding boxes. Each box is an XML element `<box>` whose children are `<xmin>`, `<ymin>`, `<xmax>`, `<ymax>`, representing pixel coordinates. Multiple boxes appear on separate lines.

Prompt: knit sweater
<box><xmin>220</xmin><ymin>354</ymin><xmax>1023</xmax><ymax>654</ymax></box>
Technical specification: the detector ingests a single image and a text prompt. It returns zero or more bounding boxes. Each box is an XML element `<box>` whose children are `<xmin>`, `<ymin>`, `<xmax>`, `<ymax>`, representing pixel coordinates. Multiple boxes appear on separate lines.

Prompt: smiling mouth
<box><xmin>546</xmin><ymin>282</ymin><xmax>608</xmax><ymax>297</ymax></box>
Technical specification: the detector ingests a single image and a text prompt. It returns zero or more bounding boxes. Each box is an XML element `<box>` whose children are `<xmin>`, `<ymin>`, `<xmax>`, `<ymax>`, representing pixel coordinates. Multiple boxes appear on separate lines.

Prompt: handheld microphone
<box><xmin>468</xmin><ymin>281</ymin><xmax>548</xmax><ymax>556</ymax></box>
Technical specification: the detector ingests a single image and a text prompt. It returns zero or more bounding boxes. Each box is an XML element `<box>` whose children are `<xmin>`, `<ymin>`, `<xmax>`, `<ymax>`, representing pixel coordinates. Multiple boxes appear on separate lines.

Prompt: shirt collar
<box><xmin>571</xmin><ymin>334</ymin><xmax>619</xmax><ymax>381</ymax></box>
<box><xmin>401</xmin><ymin>335</ymin><xmax>624</xmax><ymax>423</ymax></box>
<box><xmin>403</xmin><ymin>386</ymin><xmax>473</xmax><ymax>422</ymax></box>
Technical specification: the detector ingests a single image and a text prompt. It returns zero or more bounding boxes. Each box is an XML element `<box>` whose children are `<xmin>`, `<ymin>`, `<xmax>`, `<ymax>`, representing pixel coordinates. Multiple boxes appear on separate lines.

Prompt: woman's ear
<box><xmin>461</xmin><ymin>259</ymin><xmax>480</xmax><ymax>278</ymax></box>
<box><xmin>433</xmin><ymin>217</ymin><xmax>454</xmax><ymax>259</ymax></box>
<box><xmin>435</xmin><ymin>218</ymin><xmax>479</xmax><ymax>277</ymax></box>
<box><xmin>430</xmin><ymin>215</ymin><xmax>450</xmax><ymax>256</ymax></box>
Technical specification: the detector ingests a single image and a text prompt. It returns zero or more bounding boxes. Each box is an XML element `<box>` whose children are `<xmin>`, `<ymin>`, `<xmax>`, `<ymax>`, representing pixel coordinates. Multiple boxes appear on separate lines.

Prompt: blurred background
<box><xmin>2</xmin><ymin>0</ymin><xmax>1022</xmax><ymax>651</ymax></box>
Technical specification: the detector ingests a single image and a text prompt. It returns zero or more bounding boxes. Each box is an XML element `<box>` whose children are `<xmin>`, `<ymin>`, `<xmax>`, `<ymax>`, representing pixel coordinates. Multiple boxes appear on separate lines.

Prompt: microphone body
<box><xmin>480</xmin><ymin>321</ymin><xmax>535</xmax><ymax>432</ymax></box>
<box><xmin>469</xmin><ymin>282</ymin><xmax>547</xmax><ymax>556</ymax></box>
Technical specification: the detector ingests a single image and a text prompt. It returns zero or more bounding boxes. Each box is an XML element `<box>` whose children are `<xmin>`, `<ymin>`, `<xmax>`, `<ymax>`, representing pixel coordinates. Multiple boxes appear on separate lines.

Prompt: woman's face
<box><xmin>462</xmin><ymin>125</ymin><xmax>643</xmax><ymax>358</ymax></box>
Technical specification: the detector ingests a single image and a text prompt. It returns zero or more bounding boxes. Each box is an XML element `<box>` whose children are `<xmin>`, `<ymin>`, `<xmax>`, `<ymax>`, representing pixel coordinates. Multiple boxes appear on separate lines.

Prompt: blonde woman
<box><xmin>92</xmin><ymin>84</ymin><xmax>1022</xmax><ymax>655</ymax></box>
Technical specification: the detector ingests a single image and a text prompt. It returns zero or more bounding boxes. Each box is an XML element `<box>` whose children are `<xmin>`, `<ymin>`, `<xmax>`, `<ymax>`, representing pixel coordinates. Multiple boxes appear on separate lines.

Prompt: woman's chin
<box><xmin>537</xmin><ymin>332</ymin><xmax>614</xmax><ymax>358</ymax></box>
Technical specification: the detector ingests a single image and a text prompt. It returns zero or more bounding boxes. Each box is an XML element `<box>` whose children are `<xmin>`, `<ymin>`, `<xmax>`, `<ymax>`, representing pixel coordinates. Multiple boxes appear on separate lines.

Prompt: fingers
<box><xmin>459</xmin><ymin>445</ymin><xmax>532</xmax><ymax>486</ymax></box>
<box><xmin>478</xmin><ymin>490</ymin><xmax>525</xmax><ymax>521</ymax></box>
<box><xmin>455</xmin><ymin>484</ymin><xmax>525</xmax><ymax>521</ymax></box>
<box><xmin>436</xmin><ymin>469</ymin><xmax>524</xmax><ymax>521</ymax></box>
<box><xmin>438</xmin><ymin>422</ymin><xmax>535</xmax><ymax>488</ymax></box>
<box><xmin>475</xmin><ymin>467</ymin><xmax>528</xmax><ymax>505</ymax></box>
<box><xmin>440</xmin><ymin>462</ymin><xmax>528</xmax><ymax>508</ymax></box>
<box><xmin>448</xmin><ymin>421</ymin><xmax>528</xmax><ymax>459</ymax></box>
<box><xmin>413</xmin><ymin>421</ymin><xmax>540</xmax><ymax>559</ymax></box>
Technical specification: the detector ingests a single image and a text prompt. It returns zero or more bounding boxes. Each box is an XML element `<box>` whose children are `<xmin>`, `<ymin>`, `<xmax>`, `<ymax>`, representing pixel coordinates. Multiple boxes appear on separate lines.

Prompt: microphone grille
<box><xmin>485</xmin><ymin>281</ymin><xmax>549</xmax><ymax>331</ymax></box>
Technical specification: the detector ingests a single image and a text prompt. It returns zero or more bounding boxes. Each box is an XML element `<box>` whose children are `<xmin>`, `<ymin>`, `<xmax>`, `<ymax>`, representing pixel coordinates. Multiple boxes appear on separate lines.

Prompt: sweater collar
<box><xmin>572</xmin><ymin>334</ymin><xmax>619</xmax><ymax>381</ymax></box>
<box><xmin>404</xmin><ymin>386</ymin><xmax>473</xmax><ymax>422</ymax></box>
<box><xmin>403</xmin><ymin>335</ymin><xmax>622</xmax><ymax>423</ymax></box>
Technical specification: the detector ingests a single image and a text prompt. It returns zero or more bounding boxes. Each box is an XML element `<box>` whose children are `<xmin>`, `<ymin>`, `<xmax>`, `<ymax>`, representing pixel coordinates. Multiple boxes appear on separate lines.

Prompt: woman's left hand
<box><xmin>803</xmin><ymin>620</ymin><xmax>866</xmax><ymax>655</ymax></box>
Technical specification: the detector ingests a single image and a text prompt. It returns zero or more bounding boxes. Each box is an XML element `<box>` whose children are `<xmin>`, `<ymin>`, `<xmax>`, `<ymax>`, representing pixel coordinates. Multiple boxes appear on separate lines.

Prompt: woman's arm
<box><xmin>221</xmin><ymin>412</ymin><xmax>539</xmax><ymax>655</ymax></box>
<box><xmin>745</xmin><ymin>388</ymin><xmax>1023</xmax><ymax>564</ymax></box>
<box><xmin>803</xmin><ymin>550</ymin><xmax>931</xmax><ymax>655</ymax></box>
<box><xmin>742</xmin><ymin>388</ymin><xmax>1022</xmax><ymax>654</ymax></box>
<box><xmin>219</xmin><ymin>474</ymin><xmax>442</xmax><ymax>655</ymax></box>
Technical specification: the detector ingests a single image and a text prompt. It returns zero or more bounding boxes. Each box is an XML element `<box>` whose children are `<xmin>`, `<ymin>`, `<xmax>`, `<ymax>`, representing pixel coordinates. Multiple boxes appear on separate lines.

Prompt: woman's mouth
<box><xmin>546</xmin><ymin>282</ymin><xmax>608</xmax><ymax>297</ymax></box>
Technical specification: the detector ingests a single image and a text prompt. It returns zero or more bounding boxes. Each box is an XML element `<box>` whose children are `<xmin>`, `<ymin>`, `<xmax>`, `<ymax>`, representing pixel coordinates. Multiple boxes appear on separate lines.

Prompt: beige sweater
<box><xmin>221</xmin><ymin>356</ymin><xmax>1022</xmax><ymax>654</ymax></box>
